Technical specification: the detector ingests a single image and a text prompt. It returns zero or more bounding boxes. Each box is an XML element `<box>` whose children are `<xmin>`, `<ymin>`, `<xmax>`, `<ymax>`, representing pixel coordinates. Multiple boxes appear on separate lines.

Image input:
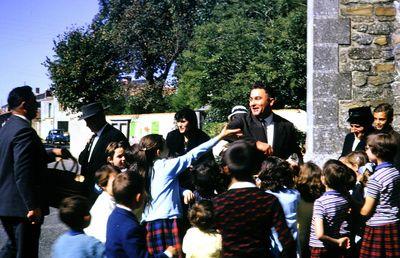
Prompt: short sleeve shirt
<box><xmin>365</xmin><ymin>162</ymin><xmax>400</xmax><ymax>226</ymax></box>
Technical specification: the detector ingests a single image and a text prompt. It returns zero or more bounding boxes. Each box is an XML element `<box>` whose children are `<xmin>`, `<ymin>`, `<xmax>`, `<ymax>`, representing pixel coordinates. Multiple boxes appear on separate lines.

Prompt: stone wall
<box><xmin>306</xmin><ymin>0</ymin><xmax>399</xmax><ymax>164</ymax></box>
<box><xmin>339</xmin><ymin>0</ymin><xmax>399</xmax><ymax>129</ymax></box>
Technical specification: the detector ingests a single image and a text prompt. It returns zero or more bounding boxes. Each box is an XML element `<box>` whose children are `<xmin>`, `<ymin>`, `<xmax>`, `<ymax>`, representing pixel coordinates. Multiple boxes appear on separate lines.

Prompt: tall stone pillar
<box><xmin>306</xmin><ymin>0</ymin><xmax>351</xmax><ymax>163</ymax></box>
<box><xmin>307</xmin><ymin>0</ymin><xmax>399</xmax><ymax>164</ymax></box>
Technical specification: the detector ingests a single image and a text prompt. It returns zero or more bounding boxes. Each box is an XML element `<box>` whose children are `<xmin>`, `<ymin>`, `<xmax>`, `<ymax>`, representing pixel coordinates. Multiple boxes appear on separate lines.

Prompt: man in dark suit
<box><xmin>228</xmin><ymin>82</ymin><xmax>302</xmax><ymax>160</ymax></box>
<box><xmin>78</xmin><ymin>102</ymin><xmax>128</xmax><ymax>199</ymax></box>
<box><xmin>0</xmin><ymin>86</ymin><xmax>66</xmax><ymax>258</ymax></box>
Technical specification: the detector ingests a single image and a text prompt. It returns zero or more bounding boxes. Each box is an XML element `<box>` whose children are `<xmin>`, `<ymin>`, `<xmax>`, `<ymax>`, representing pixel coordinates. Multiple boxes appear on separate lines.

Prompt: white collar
<box><xmin>13</xmin><ymin>114</ymin><xmax>30</xmax><ymax>123</ymax></box>
<box><xmin>228</xmin><ymin>181</ymin><xmax>256</xmax><ymax>190</ymax></box>
<box><xmin>116</xmin><ymin>204</ymin><xmax>133</xmax><ymax>213</ymax></box>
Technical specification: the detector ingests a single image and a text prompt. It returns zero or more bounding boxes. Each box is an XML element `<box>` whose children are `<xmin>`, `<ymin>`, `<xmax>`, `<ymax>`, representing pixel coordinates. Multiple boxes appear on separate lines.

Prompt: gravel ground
<box><xmin>0</xmin><ymin>208</ymin><xmax>67</xmax><ymax>258</ymax></box>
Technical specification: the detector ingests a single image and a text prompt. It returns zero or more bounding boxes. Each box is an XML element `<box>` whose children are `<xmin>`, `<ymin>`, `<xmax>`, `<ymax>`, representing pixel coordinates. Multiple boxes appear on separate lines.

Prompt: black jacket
<box><xmin>228</xmin><ymin>112</ymin><xmax>302</xmax><ymax>160</ymax></box>
<box><xmin>166</xmin><ymin>128</ymin><xmax>210</xmax><ymax>158</ymax></box>
<box><xmin>0</xmin><ymin>115</ymin><xmax>54</xmax><ymax>217</ymax></box>
<box><xmin>79</xmin><ymin>123</ymin><xmax>128</xmax><ymax>188</ymax></box>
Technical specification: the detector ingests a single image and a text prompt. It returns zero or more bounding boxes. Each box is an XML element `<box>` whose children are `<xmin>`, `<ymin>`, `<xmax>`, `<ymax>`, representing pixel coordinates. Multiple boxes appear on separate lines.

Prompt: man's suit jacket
<box><xmin>79</xmin><ymin>123</ymin><xmax>128</xmax><ymax>185</ymax></box>
<box><xmin>105</xmin><ymin>207</ymin><xmax>167</xmax><ymax>258</ymax></box>
<box><xmin>228</xmin><ymin>113</ymin><xmax>302</xmax><ymax>160</ymax></box>
<box><xmin>0</xmin><ymin>115</ymin><xmax>52</xmax><ymax>217</ymax></box>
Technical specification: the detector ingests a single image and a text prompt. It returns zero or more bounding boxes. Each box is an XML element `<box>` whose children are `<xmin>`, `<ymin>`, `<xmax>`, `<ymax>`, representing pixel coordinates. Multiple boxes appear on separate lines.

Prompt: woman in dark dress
<box><xmin>166</xmin><ymin>108</ymin><xmax>210</xmax><ymax>159</ymax></box>
<box><xmin>340</xmin><ymin>106</ymin><xmax>374</xmax><ymax>157</ymax></box>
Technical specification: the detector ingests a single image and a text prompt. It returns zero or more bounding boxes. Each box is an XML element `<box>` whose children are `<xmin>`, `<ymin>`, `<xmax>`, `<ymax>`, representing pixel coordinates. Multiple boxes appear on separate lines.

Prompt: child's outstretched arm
<box><xmin>314</xmin><ymin>218</ymin><xmax>350</xmax><ymax>249</ymax></box>
<box><xmin>161</xmin><ymin>126</ymin><xmax>242</xmax><ymax>177</ymax></box>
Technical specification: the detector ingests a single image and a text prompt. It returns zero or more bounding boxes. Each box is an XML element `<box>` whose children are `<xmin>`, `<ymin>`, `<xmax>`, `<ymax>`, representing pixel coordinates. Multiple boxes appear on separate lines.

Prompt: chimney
<box><xmin>35</xmin><ymin>88</ymin><xmax>40</xmax><ymax>94</ymax></box>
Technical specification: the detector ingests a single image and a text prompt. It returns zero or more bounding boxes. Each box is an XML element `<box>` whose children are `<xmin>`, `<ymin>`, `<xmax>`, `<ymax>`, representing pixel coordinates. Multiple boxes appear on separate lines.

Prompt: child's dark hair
<box><xmin>191</xmin><ymin>161</ymin><xmax>218</xmax><ymax>195</ymax></box>
<box><xmin>258</xmin><ymin>156</ymin><xmax>294</xmax><ymax>192</ymax></box>
<box><xmin>322</xmin><ymin>160</ymin><xmax>356</xmax><ymax>194</ymax></box>
<box><xmin>188</xmin><ymin>200</ymin><xmax>216</xmax><ymax>232</ymax></box>
<box><xmin>95</xmin><ymin>165</ymin><xmax>120</xmax><ymax>188</ymax></box>
<box><xmin>222</xmin><ymin>140</ymin><xmax>263</xmax><ymax>180</ymax></box>
<box><xmin>132</xmin><ymin>134</ymin><xmax>165</xmax><ymax>167</ymax></box>
<box><xmin>59</xmin><ymin>196</ymin><xmax>90</xmax><ymax>231</ymax></box>
<box><xmin>124</xmin><ymin>146</ymin><xmax>136</xmax><ymax>168</ymax></box>
<box><xmin>106</xmin><ymin>141</ymin><xmax>128</xmax><ymax>160</ymax></box>
<box><xmin>367</xmin><ymin>133</ymin><xmax>398</xmax><ymax>162</ymax></box>
<box><xmin>112</xmin><ymin>170</ymin><xmax>145</xmax><ymax>207</ymax></box>
<box><xmin>295</xmin><ymin>162</ymin><xmax>324</xmax><ymax>202</ymax></box>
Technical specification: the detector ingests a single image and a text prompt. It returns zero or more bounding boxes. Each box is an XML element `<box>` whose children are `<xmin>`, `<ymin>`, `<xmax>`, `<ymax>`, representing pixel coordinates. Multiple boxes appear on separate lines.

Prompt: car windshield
<box><xmin>51</xmin><ymin>130</ymin><xmax>64</xmax><ymax>135</ymax></box>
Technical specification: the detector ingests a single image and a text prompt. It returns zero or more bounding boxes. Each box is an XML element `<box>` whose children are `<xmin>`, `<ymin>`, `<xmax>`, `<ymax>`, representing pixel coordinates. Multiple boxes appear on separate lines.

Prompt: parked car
<box><xmin>46</xmin><ymin>129</ymin><xmax>69</xmax><ymax>145</ymax></box>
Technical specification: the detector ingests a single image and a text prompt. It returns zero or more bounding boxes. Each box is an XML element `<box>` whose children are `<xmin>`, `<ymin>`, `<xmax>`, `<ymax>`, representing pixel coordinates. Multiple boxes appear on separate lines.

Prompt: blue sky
<box><xmin>0</xmin><ymin>0</ymin><xmax>99</xmax><ymax>106</ymax></box>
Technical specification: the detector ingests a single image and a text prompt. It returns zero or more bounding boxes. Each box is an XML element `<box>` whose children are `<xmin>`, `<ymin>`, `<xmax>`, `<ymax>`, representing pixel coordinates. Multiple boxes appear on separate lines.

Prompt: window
<box><xmin>48</xmin><ymin>103</ymin><xmax>52</xmax><ymax>118</ymax></box>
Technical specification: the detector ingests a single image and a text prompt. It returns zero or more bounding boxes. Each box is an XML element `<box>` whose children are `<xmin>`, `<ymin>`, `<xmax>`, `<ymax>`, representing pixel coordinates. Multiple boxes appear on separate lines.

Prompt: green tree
<box><xmin>173</xmin><ymin>0</ymin><xmax>307</xmax><ymax>121</ymax></box>
<box><xmin>46</xmin><ymin>0</ymin><xmax>216</xmax><ymax>114</ymax></box>
<box><xmin>44</xmin><ymin>27</ymin><xmax>124</xmax><ymax>113</ymax></box>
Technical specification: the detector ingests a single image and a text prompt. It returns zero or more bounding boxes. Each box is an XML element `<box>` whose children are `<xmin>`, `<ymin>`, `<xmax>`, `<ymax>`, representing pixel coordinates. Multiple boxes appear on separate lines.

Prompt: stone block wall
<box><xmin>306</xmin><ymin>0</ymin><xmax>399</xmax><ymax>164</ymax></box>
<box><xmin>338</xmin><ymin>0</ymin><xmax>399</xmax><ymax>129</ymax></box>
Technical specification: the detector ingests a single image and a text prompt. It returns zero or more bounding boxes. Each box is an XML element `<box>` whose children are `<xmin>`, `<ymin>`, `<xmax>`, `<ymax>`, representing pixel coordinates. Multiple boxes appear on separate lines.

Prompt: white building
<box><xmin>36</xmin><ymin>90</ymin><xmax>72</xmax><ymax>140</ymax></box>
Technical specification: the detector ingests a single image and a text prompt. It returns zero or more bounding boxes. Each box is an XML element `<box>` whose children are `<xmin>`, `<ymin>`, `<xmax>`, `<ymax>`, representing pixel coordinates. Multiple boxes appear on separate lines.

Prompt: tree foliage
<box><xmin>172</xmin><ymin>0</ymin><xmax>307</xmax><ymax>121</ymax></box>
<box><xmin>46</xmin><ymin>0</ymin><xmax>215</xmax><ymax>114</ymax></box>
<box><xmin>95</xmin><ymin>0</ymin><xmax>214</xmax><ymax>86</ymax></box>
<box><xmin>45</xmin><ymin>0</ymin><xmax>306</xmax><ymax>117</ymax></box>
<box><xmin>44</xmin><ymin>27</ymin><xmax>123</xmax><ymax>113</ymax></box>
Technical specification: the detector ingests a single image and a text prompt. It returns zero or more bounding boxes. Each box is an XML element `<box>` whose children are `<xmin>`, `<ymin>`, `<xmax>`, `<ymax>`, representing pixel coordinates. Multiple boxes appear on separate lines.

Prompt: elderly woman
<box><xmin>340</xmin><ymin>106</ymin><xmax>374</xmax><ymax>157</ymax></box>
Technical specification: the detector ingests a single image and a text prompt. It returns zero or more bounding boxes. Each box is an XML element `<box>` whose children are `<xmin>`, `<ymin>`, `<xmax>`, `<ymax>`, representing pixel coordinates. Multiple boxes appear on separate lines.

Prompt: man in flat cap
<box><xmin>78</xmin><ymin>102</ymin><xmax>128</xmax><ymax>201</ymax></box>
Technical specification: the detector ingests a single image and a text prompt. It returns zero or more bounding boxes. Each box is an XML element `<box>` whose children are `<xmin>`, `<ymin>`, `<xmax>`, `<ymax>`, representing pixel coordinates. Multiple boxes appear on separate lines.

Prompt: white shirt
<box><xmin>352</xmin><ymin>136</ymin><xmax>361</xmax><ymax>151</ymax></box>
<box><xmin>228</xmin><ymin>181</ymin><xmax>256</xmax><ymax>190</ymax></box>
<box><xmin>13</xmin><ymin>114</ymin><xmax>30</xmax><ymax>123</ymax></box>
<box><xmin>84</xmin><ymin>191</ymin><xmax>116</xmax><ymax>243</ymax></box>
<box><xmin>262</xmin><ymin>113</ymin><xmax>274</xmax><ymax>146</ymax></box>
<box><xmin>88</xmin><ymin>124</ymin><xmax>107</xmax><ymax>162</ymax></box>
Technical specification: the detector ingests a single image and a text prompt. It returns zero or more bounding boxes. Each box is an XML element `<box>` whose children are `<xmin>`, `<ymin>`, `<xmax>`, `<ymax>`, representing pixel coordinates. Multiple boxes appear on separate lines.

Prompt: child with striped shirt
<box><xmin>359</xmin><ymin>133</ymin><xmax>400</xmax><ymax>258</ymax></box>
<box><xmin>309</xmin><ymin>160</ymin><xmax>356</xmax><ymax>258</ymax></box>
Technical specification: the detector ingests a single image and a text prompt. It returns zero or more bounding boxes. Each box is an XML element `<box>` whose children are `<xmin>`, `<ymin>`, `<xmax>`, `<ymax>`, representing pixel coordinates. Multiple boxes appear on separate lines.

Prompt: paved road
<box><xmin>0</xmin><ymin>208</ymin><xmax>67</xmax><ymax>258</ymax></box>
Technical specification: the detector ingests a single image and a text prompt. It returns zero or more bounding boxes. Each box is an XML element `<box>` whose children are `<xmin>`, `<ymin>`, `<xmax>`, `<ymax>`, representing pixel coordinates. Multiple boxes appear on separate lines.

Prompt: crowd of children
<box><xmin>51</xmin><ymin>127</ymin><xmax>400</xmax><ymax>258</ymax></box>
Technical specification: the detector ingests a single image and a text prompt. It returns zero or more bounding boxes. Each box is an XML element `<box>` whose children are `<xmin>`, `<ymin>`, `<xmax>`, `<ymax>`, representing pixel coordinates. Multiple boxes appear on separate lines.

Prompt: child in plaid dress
<box><xmin>133</xmin><ymin>126</ymin><xmax>240</xmax><ymax>257</ymax></box>
<box><xmin>309</xmin><ymin>160</ymin><xmax>356</xmax><ymax>258</ymax></box>
<box><xmin>359</xmin><ymin>133</ymin><xmax>400</xmax><ymax>258</ymax></box>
